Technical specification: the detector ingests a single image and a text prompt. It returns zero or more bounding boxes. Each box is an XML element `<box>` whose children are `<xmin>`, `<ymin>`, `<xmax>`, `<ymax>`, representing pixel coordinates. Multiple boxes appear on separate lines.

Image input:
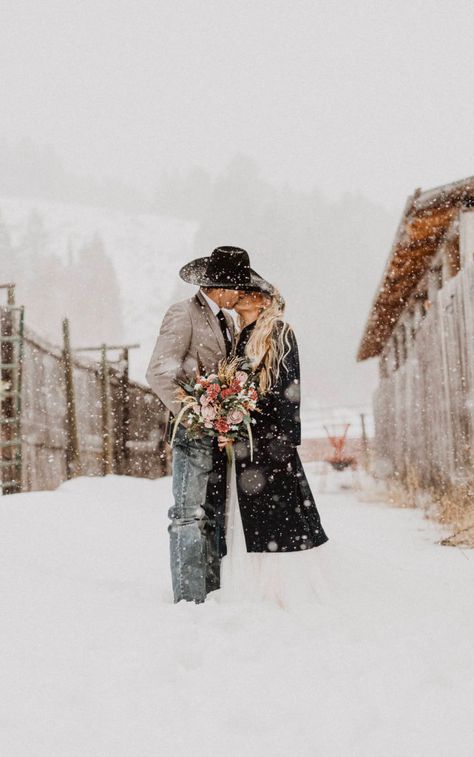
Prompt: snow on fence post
<box><xmin>62</xmin><ymin>318</ymin><xmax>81</xmax><ymax>479</ymax></box>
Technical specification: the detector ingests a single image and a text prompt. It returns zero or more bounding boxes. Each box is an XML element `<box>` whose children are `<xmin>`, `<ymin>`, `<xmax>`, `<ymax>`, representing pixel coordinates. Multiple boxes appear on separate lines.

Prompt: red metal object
<box><xmin>323</xmin><ymin>422</ymin><xmax>357</xmax><ymax>471</ymax></box>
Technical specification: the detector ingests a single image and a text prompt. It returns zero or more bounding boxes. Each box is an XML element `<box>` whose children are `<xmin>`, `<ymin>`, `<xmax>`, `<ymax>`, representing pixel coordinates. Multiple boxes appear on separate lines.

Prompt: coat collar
<box><xmin>194</xmin><ymin>291</ymin><xmax>226</xmax><ymax>355</ymax></box>
<box><xmin>194</xmin><ymin>291</ymin><xmax>237</xmax><ymax>356</ymax></box>
<box><xmin>199</xmin><ymin>288</ymin><xmax>220</xmax><ymax>316</ymax></box>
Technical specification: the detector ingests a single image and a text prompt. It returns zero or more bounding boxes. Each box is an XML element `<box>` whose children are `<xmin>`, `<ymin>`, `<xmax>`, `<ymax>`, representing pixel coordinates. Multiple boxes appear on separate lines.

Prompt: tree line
<box><xmin>0</xmin><ymin>209</ymin><xmax>124</xmax><ymax>348</ymax></box>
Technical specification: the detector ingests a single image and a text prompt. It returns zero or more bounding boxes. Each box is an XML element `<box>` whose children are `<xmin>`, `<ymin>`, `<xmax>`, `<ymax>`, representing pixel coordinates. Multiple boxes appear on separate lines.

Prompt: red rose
<box><xmin>214</xmin><ymin>419</ymin><xmax>230</xmax><ymax>433</ymax></box>
<box><xmin>206</xmin><ymin>384</ymin><xmax>220</xmax><ymax>400</ymax></box>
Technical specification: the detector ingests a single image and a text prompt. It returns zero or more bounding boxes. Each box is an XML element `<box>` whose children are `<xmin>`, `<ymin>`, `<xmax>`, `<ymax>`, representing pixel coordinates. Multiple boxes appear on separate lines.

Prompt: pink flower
<box><xmin>235</xmin><ymin>370</ymin><xmax>248</xmax><ymax>385</ymax></box>
<box><xmin>200</xmin><ymin>394</ymin><xmax>211</xmax><ymax>406</ymax></box>
<box><xmin>227</xmin><ymin>409</ymin><xmax>244</xmax><ymax>425</ymax></box>
<box><xmin>201</xmin><ymin>404</ymin><xmax>217</xmax><ymax>421</ymax></box>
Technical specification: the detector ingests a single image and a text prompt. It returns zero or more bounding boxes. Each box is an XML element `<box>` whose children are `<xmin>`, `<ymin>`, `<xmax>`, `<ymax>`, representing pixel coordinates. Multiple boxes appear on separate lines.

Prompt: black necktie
<box><xmin>216</xmin><ymin>310</ymin><xmax>232</xmax><ymax>356</ymax></box>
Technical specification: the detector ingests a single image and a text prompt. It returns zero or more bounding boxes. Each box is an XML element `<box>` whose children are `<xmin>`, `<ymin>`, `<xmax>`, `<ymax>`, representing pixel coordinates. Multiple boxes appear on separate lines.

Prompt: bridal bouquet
<box><xmin>170</xmin><ymin>357</ymin><xmax>259</xmax><ymax>461</ymax></box>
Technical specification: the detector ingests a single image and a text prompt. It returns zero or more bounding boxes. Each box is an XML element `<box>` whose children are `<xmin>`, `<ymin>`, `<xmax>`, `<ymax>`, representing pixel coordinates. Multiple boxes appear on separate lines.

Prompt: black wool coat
<box><xmin>232</xmin><ymin>321</ymin><xmax>329</xmax><ymax>553</ymax></box>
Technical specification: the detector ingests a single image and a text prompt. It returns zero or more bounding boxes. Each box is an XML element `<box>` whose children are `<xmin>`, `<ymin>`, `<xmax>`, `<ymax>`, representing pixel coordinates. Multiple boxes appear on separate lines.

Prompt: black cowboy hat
<box><xmin>179</xmin><ymin>245</ymin><xmax>274</xmax><ymax>294</ymax></box>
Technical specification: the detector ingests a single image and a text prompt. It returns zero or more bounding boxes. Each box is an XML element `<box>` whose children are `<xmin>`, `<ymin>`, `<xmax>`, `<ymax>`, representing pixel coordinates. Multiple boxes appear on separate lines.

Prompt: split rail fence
<box><xmin>0</xmin><ymin>284</ymin><xmax>170</xmax><ymax>495</ymax></box>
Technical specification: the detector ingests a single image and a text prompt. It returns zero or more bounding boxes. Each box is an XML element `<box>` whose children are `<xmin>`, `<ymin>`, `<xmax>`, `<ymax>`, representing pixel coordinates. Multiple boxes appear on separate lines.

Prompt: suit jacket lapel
<box><xmin>223</xmin><ymin>311</ymin><xmax>237</xmax><ymax>354</ymax></box>
<box><xmin>194</xmin><ymin>291</ymin><xmax>226</xmax><ymax>356</ymax></box>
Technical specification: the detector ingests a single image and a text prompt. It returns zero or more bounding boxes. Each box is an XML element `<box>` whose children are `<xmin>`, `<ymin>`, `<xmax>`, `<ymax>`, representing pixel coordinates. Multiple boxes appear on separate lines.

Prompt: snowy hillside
<box><xmin>0</xmin><ymin>196</ymin><xmax>340</xmax><ymax>429</ymax></box>
<box><xmin>0</xmin><ymin>470</ymin><xmax>472</xmax><ymax>757</ymax></box>
<box><xmin>0</xmin><ymin>196</ymin><xmax>197</xmax><ymax>382</ymax></box>
<box><xmin>0</xmin><ymin>196</ymin><xmax>376</xmax><ymax>432</ymax></box>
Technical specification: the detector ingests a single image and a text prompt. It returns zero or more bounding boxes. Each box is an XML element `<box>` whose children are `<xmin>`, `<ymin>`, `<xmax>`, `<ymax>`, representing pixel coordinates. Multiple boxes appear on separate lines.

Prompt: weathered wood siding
<box><xmin>373</xmin><ymin>261</ymin><xmax>474</xmax><ymax>487</ymax></box>
<box><xmin>2</xmin><ymin>320</ymin><xmax>170</xmax><ymax>493</ymax></box>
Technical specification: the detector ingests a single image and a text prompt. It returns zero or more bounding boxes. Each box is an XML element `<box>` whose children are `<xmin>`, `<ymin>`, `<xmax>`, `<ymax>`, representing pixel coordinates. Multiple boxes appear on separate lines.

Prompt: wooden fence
<box><xmin>373</xmin><ymin>260</ymin><xmax>474</xmax><ymax>488</ymax></box>
<box><xmin>1</xmin><ymin>292</ymin><xmax>170</xmax><ymax>495</ymax></box>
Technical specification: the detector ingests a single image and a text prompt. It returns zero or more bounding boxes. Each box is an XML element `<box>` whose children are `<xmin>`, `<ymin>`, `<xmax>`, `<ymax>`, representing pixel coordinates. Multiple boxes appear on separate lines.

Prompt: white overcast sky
<box><xmin>1</xmin><ymin>0</ymin><xmax>474</xmax><ymax>210</ymax></box>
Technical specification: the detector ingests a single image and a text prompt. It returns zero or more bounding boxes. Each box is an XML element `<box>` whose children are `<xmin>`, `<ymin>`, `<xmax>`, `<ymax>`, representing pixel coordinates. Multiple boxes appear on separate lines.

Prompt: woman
<box><xmin>219</xmin><ymin>281</ymin><xmax>329</xmax><ymax>608</ymax></box>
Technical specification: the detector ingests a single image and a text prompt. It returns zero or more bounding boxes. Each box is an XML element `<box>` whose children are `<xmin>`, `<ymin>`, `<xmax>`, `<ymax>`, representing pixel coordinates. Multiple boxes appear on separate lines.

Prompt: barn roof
<box><xmin>357</xmin><ymin>176</ymin><xmax>474</xmax><ymax>362</ymax></box>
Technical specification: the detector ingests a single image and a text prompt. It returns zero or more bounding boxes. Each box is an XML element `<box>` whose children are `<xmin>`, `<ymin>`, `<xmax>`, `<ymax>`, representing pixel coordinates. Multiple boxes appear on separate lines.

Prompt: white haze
<box><xmin>1</xmin><ymin>0</ymin><xmax>474</xmax><ymax>408</ymax></box>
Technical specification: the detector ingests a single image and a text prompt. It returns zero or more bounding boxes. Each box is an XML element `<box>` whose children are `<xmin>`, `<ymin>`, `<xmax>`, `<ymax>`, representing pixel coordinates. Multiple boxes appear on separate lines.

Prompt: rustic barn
<box><xmin>357</xmin><ymin>176</ymin><xmax>474</xmax><ymax>489</ymax></box>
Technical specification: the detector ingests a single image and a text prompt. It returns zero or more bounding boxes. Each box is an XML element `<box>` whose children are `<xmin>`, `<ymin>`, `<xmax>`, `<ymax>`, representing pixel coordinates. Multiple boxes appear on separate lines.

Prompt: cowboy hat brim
<box><xmin>179</xmin><ymin>257</ymin><xmax>274</xmax><ymax>294</ymax></box>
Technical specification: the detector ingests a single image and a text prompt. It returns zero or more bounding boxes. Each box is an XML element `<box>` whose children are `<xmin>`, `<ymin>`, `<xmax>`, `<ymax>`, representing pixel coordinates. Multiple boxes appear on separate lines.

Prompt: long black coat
<box><xmin>231</xmin><ymin>321</ymin><xmax>329</xmax><ymax>553</ymax></box>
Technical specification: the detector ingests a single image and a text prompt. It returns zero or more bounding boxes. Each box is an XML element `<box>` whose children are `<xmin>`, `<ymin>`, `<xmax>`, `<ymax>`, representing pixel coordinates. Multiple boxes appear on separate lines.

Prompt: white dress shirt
<box><xmin>200</xmin><ymin>289</ymin><xmax>232</xmax><ymax>341</ymax></box>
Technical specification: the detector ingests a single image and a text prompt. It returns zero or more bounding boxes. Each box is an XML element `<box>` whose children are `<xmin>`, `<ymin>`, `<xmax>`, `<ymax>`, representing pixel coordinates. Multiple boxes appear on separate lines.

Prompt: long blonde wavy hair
<box><xmin>238</xmin><ymin>289</ymin><xmax>292</xmax><ymax>394</ymax></box>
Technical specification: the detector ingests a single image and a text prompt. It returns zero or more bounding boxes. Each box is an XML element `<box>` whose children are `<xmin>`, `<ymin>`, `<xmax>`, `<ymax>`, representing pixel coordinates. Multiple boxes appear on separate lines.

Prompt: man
<box><xmin>146</xmin><ymin>245</ymin><xmax>269</xmax><ymax>603</ymax></box>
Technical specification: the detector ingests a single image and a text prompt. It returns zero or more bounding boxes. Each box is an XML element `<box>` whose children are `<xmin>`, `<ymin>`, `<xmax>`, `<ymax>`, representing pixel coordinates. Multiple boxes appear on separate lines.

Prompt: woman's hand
<box><xmin>218</xmin><ymin>435</ymin><xmax>231</xmax><ymax>451</ymax></box>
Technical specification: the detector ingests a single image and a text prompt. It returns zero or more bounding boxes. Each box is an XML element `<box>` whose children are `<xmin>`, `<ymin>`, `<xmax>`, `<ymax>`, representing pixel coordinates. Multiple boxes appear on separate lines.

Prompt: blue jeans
<box><xmin>169</xmin><ymin>425</ymin><xmax>220</xmax><ymax>603</ymax></box>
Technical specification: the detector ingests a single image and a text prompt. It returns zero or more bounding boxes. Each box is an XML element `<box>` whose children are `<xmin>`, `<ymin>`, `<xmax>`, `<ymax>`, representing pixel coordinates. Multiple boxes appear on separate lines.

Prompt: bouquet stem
<box><xmin>224</xmin><ymin>441</ymin><xmax>233</xmax><ymax>464</ymax></box>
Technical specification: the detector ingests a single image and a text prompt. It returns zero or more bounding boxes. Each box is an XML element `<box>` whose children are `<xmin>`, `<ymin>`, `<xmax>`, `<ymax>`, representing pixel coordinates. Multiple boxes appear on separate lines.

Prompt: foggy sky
<box><xmin>1</xmin><ymin>0</ymin><xmax>474</xmax><ymax>210</ymax></box>
<box><xmin>2</xmin><ymin>0</ymin><xmax>474</xmax><ymax>413</ymax></box>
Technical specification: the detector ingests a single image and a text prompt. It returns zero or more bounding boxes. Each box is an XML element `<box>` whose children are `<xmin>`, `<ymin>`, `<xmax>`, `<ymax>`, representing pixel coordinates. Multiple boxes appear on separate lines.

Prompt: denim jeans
<box><xmin>169</xmin><ymin>425</ymin><xmax>221</xmax><ymax>603</ymax></box>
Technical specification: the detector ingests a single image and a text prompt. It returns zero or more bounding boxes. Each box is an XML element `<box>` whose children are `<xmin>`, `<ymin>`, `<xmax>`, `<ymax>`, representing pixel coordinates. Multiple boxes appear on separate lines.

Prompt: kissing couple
<box><xmin>146</xmin><ymin>246</ymin><xmax>328</xmax><ymax>607</ymax></box>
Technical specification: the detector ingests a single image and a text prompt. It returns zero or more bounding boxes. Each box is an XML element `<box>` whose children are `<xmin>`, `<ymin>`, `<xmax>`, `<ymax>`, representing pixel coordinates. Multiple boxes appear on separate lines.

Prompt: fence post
<box><xmin>100</xmin><ymin>343</ymin><xmax>113</xmax><ymax>475</ymax></box>
<box><xmin>1</xmin><ymin>305</ymin><xmax>14</xmax><ymax>493</ymax></box>
<box><xmin>0</xmin><ymin>284</ymin><xmax>23</xmax><ymax>494</ymax></box>
<box><xmin>360</xmin><ymin>412</ymin><xmax>369</xmax><ymax>471</ymax></box>
<box><xmin>119</xmin><ymin>346</ymin><xmax>130</xmax><ymax>475</ymax></box>
<box><xmin>62</xmin><ymin>318</ymin><xmax>81</xmax><ymax>479</ymax></box>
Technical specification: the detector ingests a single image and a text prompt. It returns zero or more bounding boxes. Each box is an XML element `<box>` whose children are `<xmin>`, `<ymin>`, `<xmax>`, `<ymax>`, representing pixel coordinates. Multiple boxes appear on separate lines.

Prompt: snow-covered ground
<box><xmin>300</xmin><ymin>399</ymin><xmax>374</xmax><ymax>439</ymax></box>
<box><xmin>1</xmin><ymin>468</ymin><xmax>473</xmax><ymax>757</ymax></box>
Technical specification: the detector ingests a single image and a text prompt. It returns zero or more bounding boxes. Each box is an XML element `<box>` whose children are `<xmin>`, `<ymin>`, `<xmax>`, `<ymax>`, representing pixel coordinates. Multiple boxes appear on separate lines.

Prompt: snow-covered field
<box><xmin>1</xmin><ymin>468</ymin><xmax>473</xmax><ymax>757</ymax></box>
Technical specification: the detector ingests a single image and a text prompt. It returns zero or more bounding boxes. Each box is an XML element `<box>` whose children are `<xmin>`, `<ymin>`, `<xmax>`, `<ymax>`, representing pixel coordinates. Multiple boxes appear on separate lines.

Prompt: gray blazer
<box><xmin>145</xmin><ymin>290</ymin><xmax>236</xmax><ymax>416</ymax></box>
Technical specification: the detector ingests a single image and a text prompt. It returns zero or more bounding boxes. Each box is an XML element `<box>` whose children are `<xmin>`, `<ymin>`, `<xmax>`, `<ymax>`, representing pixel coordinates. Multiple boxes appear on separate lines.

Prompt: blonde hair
<box><xmin>239</xmin><ymin>289</ymin><xmax>292</xmax><ymax>394</ymax></box>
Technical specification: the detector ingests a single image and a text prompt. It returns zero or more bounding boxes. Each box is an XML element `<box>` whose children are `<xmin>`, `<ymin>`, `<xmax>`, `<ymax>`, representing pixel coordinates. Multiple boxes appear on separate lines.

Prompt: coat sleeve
<box><xmin>145</xmin><ymin>302</ymin><xmax>192</xmax><ymax>416</ymax></box>
<box><xmin>276</xmin><ymin>327</ymin><xmax>301</xmax><ymax>447</ymax></box>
